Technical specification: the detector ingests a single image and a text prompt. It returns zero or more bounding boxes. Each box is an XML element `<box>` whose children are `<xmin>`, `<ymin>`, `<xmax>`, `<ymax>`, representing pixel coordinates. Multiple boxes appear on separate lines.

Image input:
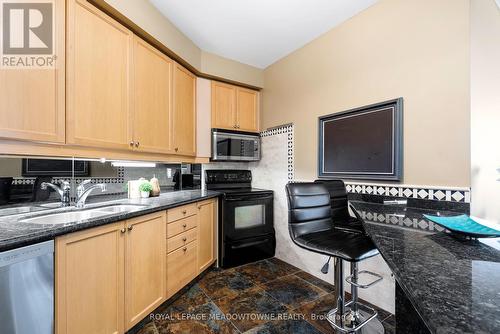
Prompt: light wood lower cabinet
<box><xmin>56</xmin><ymin>200</ymin><xmax>217</xmax><ymax>334</ymax></box>
<box><xmin>125</xmin><ymin>213</ymin><xmax>166</xmax><ymax>329</ymax></box>
<box><xmin>166</xmin><ymin>199</ymin><xmax>217</xmax><ymax>298</ymax></box>
<box><xmin>197</xmin><ymin>199</ymin><xmax>216</xmax><ymax>272</ymax></box>
<box><xmin>56</xmin><ymin>223</ymin><xmax>125</xmax><ymax>334</ymax></box>
<box><xmin>56</xmin><ymin>212</ymin><xmax>166</xmax><ymax>334</ymax></box>
<box><xmin>166</xmin><ymin>239</ymin><xmax>198</xmax><ymax>298</ymax></box>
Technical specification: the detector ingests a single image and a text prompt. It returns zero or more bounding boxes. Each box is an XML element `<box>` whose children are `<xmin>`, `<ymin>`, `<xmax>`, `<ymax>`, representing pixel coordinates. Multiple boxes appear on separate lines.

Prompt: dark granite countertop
<box><xmin>350</xmin><ymin>200</ymin><xmax>500</xmax><ymax>334</ymax></box>
<box><xmin>0</xmin><ymin>190</ymin><xmax>220</xmax><ymax>252</ymax></box>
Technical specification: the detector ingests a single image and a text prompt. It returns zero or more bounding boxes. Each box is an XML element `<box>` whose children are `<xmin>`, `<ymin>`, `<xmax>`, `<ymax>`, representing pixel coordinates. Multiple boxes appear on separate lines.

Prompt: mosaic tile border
<box><xmin>357</xmin><ymin>210</ymin><xmax>446</xmax><ymax>233</ymax></box>
<box><xmin>260</xmin><ymin>124</ymin><xmax>294</xmax><ymax>181</ymax></box>
<box><xmin>344</xmin><ymin>182</ymin><xmax>470</xmax><ymax>203</ymax></box>
<box><xmin>12</xmin><ymin>167</ymin><xmax>126</xmax><ymax>186</ymax></box>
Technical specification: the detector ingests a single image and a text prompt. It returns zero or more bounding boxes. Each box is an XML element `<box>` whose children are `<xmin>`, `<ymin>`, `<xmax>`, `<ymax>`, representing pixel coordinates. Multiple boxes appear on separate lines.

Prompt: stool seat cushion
<box><xmin>293</xmin><ymin>228</ymin><xmax>379</xmax><ymax>262</ymax></box>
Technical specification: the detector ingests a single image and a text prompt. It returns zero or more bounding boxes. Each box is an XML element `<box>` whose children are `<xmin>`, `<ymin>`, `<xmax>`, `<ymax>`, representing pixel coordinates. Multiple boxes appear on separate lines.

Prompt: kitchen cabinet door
<box><xmin>0</xmin><ymin>0</ymin><xmax>65</xmax><ymax>143</ymax></box>
<box><xmin>56</xmin><ymin>222</ymin><xmax>125</xmax><ymax>334</ymax></box>
<box><xmin>172</xmin><ymin>63</ymin><xmax>196</xmax><ymax>156</ymax></box>
<box><xmin>211</xmin><ymin>81</ymin><xmax>236</xmax><ymax>130</ymax></box>
<box><xmin>66</xmin><ymin>0</ymin><xmax>132</xmax><ymax>149</ymax></box>
<box><xmin>197</xmin><ymin>199</ymin><xmax>216</xmax><ymax>273</ymax></box>
<box><xmin>132</xmin><ymin>37</ymin><xmax>173</xmax><ymax>154</ymax></box>
<box><xmin>236</xmin><ymin>87</ymin><xmax>259</xmax><ymax>132</ymax></box>
<box><xmin>166</xmin><ymin>240</ymin><xmax>198</xmax><ymax>298</ymax></box>
<box><xmin>124</xmin><ymin>212</ymin><xmax>166</xmax><ymax>330</ymax></box>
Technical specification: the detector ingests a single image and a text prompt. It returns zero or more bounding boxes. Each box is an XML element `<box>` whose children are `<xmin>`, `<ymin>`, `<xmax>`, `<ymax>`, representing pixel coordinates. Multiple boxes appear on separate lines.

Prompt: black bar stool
<box><xmin>285</xmin><ymin>182</ymin><xmax>384</xmax><ymax>333</ymax></box>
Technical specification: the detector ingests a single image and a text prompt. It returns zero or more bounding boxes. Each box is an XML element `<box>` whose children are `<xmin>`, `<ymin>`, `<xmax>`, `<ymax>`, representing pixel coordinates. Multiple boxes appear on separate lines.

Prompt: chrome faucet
<box><xmin>41</xmin><ymin>181</ymin><xmax>71</xmax><ymax>207</ymax></box>
<box><xmin>76</xmin><ymin>180</ymin><xmax>106</xmax><ymax>209</ymax></box>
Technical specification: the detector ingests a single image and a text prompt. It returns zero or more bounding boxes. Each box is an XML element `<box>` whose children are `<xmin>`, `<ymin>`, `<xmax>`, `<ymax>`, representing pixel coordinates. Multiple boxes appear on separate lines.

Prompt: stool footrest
<box><xmin>327</xmin><ymin>301</ymin><xmax>378</xmax><ymax>333</ymax></box>
<box><xmin>346</xmin><ymin>270</ymin><xmax>383</xmax><ymax>289</ymax></box>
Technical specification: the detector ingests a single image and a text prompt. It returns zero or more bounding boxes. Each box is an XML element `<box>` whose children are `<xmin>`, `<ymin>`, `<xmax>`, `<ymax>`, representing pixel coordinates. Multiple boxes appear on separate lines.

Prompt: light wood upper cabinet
<box><xmin>197</xmin><ymin>199</ymin><xmax>217</xmax><ymax>273</ymax></box>
<box><xmin>56</xmin><ymin>223</ymin><xmax>125</xmax><ymax>334</ymax></box>
<box><xmin>211</xmin><ymin>81</ymin><xmax>236</xmax><ymax>130</ymax></box>
<box><xmin>0</xmin><ymin>0</ymin><xmax>65</xmax><ymax>143</ymax></box>
<box><xmin>236</xmin><ymin>88</ymin><xmax>259</xmax><ymax>132</ymax></box>
<box><xmin>125</xmin><ymin>212</ymin><xmax>166</xmax><ymax>330</ymax></box>
<box><xmin>131</xmin><ymin>37</ymin><xmax>173</xmax><ymax>153</ymax></box>
<box><xmin>172</xmin><ymin>63</ymin><xmax>196</xmax><ymax>156</ymax></box>
<box><xmin>66</xmin><ymin>0</ymin><xmax>132</xmax><ymax>149</ymax></box>
<box><xmin>211</xmin><ymin>81</ymin><xmax>259</xmax><ymax>132</ymax></box>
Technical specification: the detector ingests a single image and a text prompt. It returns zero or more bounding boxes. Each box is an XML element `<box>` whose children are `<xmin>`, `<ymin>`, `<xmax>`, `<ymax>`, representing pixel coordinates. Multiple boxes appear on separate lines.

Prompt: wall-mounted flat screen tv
<box><xmin>318</xmin><ymin>98</ymin><xmax>403</xmax><ymax>181</ymax></box>
<box><xmin>22</xmin><ymin>159</ymin><xmax>90</xmax><ymax>177</ymax></box>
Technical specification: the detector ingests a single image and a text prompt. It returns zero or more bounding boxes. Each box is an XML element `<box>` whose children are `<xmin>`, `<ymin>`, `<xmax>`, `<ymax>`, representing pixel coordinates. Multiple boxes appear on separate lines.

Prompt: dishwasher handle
<box><xmin>0</xmin><ymin>240</ymin><xmax>54</xmax><ymax>268</ymax></box>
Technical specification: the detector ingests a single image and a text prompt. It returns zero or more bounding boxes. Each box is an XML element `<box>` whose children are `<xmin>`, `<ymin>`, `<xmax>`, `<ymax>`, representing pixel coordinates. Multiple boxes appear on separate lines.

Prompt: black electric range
<box><xmin>206</xmin><ymin>170</ymin><xmax>275</xmax><ymax>268</ymax></box>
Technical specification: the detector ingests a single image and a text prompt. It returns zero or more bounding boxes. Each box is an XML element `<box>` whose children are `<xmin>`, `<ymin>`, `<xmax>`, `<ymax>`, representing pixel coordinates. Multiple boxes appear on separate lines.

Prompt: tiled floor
<box><xmin>130</xmin><ymin>258</ymin><xmax>394</xmax><ymax>334</ymax></box>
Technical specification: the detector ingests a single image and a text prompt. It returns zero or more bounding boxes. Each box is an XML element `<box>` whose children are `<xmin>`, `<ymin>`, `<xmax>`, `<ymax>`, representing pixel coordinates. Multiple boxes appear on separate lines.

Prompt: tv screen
<box><xmin>318</xmin><ymin>98</ymin><xmax>403</xmax><ymax>181</ymax></box>
<box><xmin>22</xmin><ymin>159</ymin><xmax>90</xmax><ymax>177</ymax></box>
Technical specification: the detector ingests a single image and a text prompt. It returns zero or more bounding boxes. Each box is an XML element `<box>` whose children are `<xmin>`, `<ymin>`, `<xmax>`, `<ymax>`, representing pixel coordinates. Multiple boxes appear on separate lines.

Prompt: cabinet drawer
<box><xmin>167</xmin><ymin>228</ymin><xmax>197</xmax><ymax>253</ymax></box>
<box><xmin>168</xmin><ymin>203</ymin><xmax>197</xmax><ymax>223</ymax></box>
<box><xmin>167</xmin><ymin>240</ymin><xmax>197</xmax><ymax>298</ymax></box>
<box><xmin>167</xmin><ymin>214</ymin><xmax>197</xmax><ymax>238</ymax></box>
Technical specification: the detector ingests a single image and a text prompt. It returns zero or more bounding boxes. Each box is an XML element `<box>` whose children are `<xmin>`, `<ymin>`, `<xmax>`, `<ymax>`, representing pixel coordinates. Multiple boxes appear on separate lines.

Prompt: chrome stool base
<box><xmin>327</xmin><ymin>301</ymin><xmax>385</xmax><ymax>333</ymax></box>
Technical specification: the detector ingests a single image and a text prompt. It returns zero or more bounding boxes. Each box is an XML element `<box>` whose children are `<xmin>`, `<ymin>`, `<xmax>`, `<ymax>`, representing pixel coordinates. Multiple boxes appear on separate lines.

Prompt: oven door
<box><xmin>212</xmin><ymin>131</ymin><xmax>260</xmax><ymax>161</ymax></box>
<box><xmin>222</xmin><ymin>193</ymin><xmax>274</xmax><ymax>241</ymax></box>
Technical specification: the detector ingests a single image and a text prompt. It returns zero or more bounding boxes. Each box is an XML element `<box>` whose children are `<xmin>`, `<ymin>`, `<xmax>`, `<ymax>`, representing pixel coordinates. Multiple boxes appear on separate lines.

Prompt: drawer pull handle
<box><xmin>182</xmin><ymin>223</ymin><xmax>187</xmax><ymax>228</ymax></box>
<box><xmin>182</xmin><ymin>237</ymin><xmax>187</xmax><ymax>242</ymax></box>
<box><xmin>183</xmin><ymin>247</ymin><xmax>187</xmax><ymax>252</ymax></box>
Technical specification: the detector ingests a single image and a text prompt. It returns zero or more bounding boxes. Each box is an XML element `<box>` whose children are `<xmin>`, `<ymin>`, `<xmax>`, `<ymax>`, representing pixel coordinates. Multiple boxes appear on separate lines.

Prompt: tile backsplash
<box><xmin>0</xmin><ymin>157</ymin><xmax>201</xmax><ymax>207</ymax></box>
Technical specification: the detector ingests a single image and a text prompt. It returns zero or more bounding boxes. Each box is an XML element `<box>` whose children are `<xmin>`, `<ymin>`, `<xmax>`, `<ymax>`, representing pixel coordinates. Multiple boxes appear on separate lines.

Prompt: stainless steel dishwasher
<box><xmin>0</xmin><ymin>240</ymin><xmax>54</xmax><ymax>334</ymax></box>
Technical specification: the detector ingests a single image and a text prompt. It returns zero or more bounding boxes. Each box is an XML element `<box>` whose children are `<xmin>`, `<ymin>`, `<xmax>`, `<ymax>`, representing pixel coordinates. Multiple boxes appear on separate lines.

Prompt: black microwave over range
<box><xmin>206</xmin><ymin>170</ymin><xmax>275</xmax><ymax>268</ymax></box>
<box><xmin>211</xmin><ymin>129</ymin><xmax>261</xmax><ymax>162</ymax></box>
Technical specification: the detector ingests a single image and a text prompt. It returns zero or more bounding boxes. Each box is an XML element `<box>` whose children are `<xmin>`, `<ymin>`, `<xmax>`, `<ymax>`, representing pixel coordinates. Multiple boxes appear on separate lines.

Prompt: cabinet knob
<box><xmin>182</xmin><ymin>223</ymin><xmax>187</xmax><ymax>228</ymax></box>
<box><xmin>182</xmin><ymin>237</ymin><xmax>187</xmax><ymax>242</ymax></box>
<box><xmin>135</xmin><ymin>141</ymin><xmax>140</xmax><ymax>148</ymax></box>
<box><xmin>128</xmin><ymin>225</ymin><xmax>133</xmax><ymax>231</ymax></box>
<box><xmin>182</xmin><ymin>210</ymin><xmax>187</xmax><ymax>214</ymax></box>
<box><xmin>129</xmin><ymin>141</ymin><xmax>134</xmax><ymax>147</ymax></box>
<box><xmin>120</xmin><ymin>228</ymin><xmax>126</xmax><ymax>234</ymax></box>
<box><xmin>175</xmin><ymin>147</ymin><xmax>179</xmax><ymax>152</ymax></box>
<box><xmin>237</xmin><ymin>125</ymin><xmax>240</xmax><ymax>129</ymax></box>
<box><xmin>183</xmin><ymin>247</ymin><xmax>187</xmax><ymax>252</ymax></box>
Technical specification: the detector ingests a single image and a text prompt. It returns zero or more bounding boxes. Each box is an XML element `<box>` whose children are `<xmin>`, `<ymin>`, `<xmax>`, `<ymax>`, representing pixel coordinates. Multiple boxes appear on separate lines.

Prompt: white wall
<box><xmin>470</xmin><ymin>0</ymin><xmax>500</xmax><ymax>221</ymax></box>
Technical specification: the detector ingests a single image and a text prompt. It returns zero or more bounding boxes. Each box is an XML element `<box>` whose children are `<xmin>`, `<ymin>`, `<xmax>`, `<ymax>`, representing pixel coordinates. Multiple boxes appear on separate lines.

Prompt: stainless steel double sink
<box><xmin>12</xmin><ymin>204</ymin><xmax>148</xmax><ymax>225</ymax></box>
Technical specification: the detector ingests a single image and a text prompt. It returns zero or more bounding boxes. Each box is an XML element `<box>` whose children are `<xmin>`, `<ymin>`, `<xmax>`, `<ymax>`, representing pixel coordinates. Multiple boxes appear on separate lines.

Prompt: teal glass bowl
<box><xmin>423</xmin><ymin>214</ymin><xmax>500</xmax><ymax>238</ymax></box>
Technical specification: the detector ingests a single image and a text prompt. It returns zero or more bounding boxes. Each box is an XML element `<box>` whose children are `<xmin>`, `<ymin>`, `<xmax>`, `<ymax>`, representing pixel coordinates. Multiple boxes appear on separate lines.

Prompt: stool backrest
<box><xmin>314</xmin><ymin>179</ymin><xmax>350</xmax><ymax>221</ymax></box>
<box><xmin>285</xmin><ymin>182</ymin><xmax>332</xmax><ymax>239</ymax></box>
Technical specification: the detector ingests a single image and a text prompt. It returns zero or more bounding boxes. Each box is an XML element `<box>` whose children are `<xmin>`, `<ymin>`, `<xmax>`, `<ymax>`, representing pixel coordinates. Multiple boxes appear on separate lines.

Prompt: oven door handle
<box><xmin>225</xmin><ymin>195</ymin><xmax>274</xmax><ymax>202</ymax></box>
<box><xmin>231</xmin><ymin>239</ymin><xmax>270</xmax><ymax>249</ymax></box>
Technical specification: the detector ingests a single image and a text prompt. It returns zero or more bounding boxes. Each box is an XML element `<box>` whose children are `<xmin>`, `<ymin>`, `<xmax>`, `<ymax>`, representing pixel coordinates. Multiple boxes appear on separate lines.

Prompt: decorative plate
<box><xmin>423</xmin><ymin>214</ymin><xmax>500</xmax><ymax>238</ymax></box>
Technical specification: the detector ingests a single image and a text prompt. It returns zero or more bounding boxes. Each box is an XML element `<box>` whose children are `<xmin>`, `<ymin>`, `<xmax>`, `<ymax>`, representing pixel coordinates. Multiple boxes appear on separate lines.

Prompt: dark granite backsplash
<box><xmin>348</xmin><ymin>192</ymin><xmax>470</xmax><ymax>214</ymax></box>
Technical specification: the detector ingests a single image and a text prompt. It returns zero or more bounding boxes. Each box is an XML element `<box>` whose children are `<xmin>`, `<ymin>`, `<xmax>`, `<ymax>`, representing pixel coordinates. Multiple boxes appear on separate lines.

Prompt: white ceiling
<box><xmin>149</xmin><ymin>0</ymin><xmax>378</xmax><ymax>69</ymax></box>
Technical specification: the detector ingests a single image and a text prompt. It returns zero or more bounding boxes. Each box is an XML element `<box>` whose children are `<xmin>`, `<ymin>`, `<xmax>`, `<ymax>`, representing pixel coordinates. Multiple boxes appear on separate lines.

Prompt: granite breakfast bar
<box><xmin>351</xmin><ymin>200</ymin><xmax>500</xmax><ymax>334</ymax></box>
